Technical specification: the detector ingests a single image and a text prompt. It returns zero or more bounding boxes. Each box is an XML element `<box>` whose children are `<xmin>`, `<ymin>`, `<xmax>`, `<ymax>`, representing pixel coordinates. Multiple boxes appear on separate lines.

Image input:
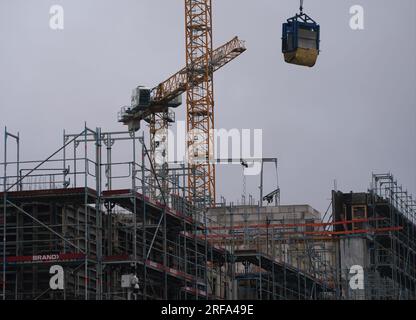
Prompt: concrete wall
<box><xmin>208</xmin><ymin>204</ymin><xmax>321</xmax><ymax>226</ymax></box>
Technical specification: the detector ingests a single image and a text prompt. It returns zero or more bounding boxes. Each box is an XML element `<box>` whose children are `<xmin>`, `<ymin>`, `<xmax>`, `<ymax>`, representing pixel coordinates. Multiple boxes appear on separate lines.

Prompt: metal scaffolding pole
<box><xmin>2</xmin><ymin>127</ymin><xmax>6</xmax><ymax>300</ymax></box>
<box><xmin>2</xmin><ymin>127</ymin><xmax>20</xmax><ymax>300</ymax></box>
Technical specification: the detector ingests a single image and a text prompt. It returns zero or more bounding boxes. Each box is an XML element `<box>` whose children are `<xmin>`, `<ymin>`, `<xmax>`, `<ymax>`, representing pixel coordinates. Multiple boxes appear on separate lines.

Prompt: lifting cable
<box><xmin>300</xmin><ymin>0</ymin><xmax>304</xmax><ymax>14</ymax></box>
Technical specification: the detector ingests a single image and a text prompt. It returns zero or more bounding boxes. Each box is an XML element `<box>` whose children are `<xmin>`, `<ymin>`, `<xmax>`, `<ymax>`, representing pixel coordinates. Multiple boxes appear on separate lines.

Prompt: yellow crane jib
<box><xmin>117</xmin><ymin>36</ymin><xmax>246</xmax><ymax>132</ymax></box>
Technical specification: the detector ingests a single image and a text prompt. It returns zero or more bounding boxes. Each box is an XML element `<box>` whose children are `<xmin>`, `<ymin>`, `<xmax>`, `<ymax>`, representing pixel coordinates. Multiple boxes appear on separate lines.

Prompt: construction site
<box><xmin>1</xmin><ymin>0</ymin><xmax>415</xmax><ymax>301</ymax></box>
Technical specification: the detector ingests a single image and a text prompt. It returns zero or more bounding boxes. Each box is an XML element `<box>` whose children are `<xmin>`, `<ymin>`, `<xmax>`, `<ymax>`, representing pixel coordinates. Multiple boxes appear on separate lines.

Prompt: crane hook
<box><xmin>300</xmin><ymin>0</ymin><xmax>304</xmax><ymax>14</ymax></box>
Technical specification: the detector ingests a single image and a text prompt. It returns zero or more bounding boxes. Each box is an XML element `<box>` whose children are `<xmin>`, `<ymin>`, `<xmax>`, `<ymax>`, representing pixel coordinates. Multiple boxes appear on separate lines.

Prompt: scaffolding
<box><xmin>333</xmin><ymin>173</ymin><xmax>416</xmax><ymax>300</ymax></box>
<box><xmin>1</xmin><ymin>127</ymin><xmax>415</xmax><ymax>300</ymax></box>
<box><xmin>206</xmin><ymin>203</ymin><xmax>339</xmax><ymax>300</ymax></box>
<box><xmin>0</xmin><ymin>126</ymin><xmax>230</xmax><ymax>300</ymax></box>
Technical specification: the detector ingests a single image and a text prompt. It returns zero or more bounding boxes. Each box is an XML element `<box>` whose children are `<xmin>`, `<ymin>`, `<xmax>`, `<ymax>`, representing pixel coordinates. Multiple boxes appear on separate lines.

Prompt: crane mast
<box><xmin>185</xmin><ymin>0</ymin><xmax>215</xmax><ymax>205</ymax></box>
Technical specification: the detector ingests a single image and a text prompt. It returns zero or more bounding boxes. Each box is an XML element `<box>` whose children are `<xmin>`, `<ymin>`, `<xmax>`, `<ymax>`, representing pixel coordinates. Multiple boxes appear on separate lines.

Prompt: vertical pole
<box><xmin>74</xmin><ymin>139</ymin><xmax>77</xmax><ymax>188</ymax></box>
<box><xmin>106</xmin><ymin>134</ymin><xmax>113</xmax><ymax>299</ymax></box>
<box><xmin>84</xmin><ymin>124</ymin><xmax>88</xmax><ymax>300</ymax></box>
<box><xmin>182</xmin><ymin>163</ymin><xmax>187</xmax><ymax>300</ymax></box>
<box><xmin>141</xmin><ymin>133</ymin><xmax>147</xmax><ymax>300</ymax></box>
<box><xmin>163</xmin><ymin>180</ymin><xmax>167</xmax><ymax>300</ymax></box>
<box><xmin>203</xmin><ymin>175</ymin><xmax>208</xmax><ymax>299</ymax></box>
<box><xmin>95</xmin><ymin>127</ymin><xmax>102</xmax><ymax>300</ymax></box>
<box><xmin>259</xmin><ymin>208</ymin><xmax>262</xmax><ymax>300</ymax></box>
<box><xmin>15</xmin><ymin>130</ymin><xmax>20</xmax><ymax>300</ymax></box>
<box><xmin>132</xmin><ymin>130</ymin><xmax>137</xmax><ymax>294</ymax></box>
<box><xmin>275</xmin><ymin>160</ymin><xmax>279</xmax><ymax>207</ymax></box>
<box><xmin>230</xmin><ymin>205</ymin><xmax>235</xmax><ymax>300</ymax></box>
<box><xmin>63</xmin><ymin>130</ymin><xmax>66</xmax><ymax>189</ymax></box>
<box><xmin>1</xmin><ymin>128</ymin><xmax>18</xmax><ymax>300</ymax></box>
<box><xmin>164</xmin><ymin>211</ymin><xmax>167</xmax><ymax>299</ymax></box>
<box><xmin>272</xmin><ymin>230</ymin><xmax>275</xmax><ymax>299</ymax></box>
<box><xmin>3</xmin><ymin>126</ymin><xmax>7</xmax><ymax>300</ymax></box>
<box><xmin>106</xmin><ymin>135</ymin><xmax>112</xmax><ymax>191</ymax></box>
<box><xmin>192</xmin><ymin>168</ymin><xmax>198</xmax><ymax>300</ymax></box>
<box><xmin>16</xmin><ymin>132</ymin><xmax>20</xmax><ymax>192</ymax></box>
<box><xmin>260</xmin><ymin>160</ymin><xmax>264</xmax><ymax>207</ymax></box>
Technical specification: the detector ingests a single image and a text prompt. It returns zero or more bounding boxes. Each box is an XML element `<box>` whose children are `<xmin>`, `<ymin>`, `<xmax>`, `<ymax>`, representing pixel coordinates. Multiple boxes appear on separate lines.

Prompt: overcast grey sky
<box><xmin>0</xmin><ymin>0</ymin><xmax>415</xmax><ymax>213</ymax></box>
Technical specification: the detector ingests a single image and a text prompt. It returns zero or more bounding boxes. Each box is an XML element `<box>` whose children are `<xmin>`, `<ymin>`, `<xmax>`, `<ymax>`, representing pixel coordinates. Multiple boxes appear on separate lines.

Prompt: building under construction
<box><xmin>1</xmin><ymin>127</ymin><xmax>415</xmax><ymax>300</ymax></box>
<box><xmin>1</xmin><ymin>0</ymin><xmax>415</xmax><ymax>302</ymax></box>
